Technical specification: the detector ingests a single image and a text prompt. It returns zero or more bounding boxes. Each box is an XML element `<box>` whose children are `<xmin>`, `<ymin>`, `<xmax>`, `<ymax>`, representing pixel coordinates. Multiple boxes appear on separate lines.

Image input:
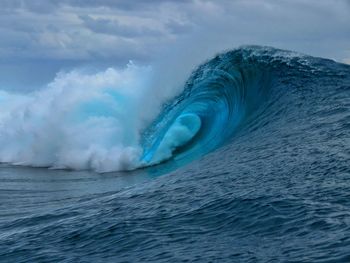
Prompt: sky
<box><xmin>0</xmin><ymin>0</ymin><xmax>349</xmax><ymax>91</ymax></box>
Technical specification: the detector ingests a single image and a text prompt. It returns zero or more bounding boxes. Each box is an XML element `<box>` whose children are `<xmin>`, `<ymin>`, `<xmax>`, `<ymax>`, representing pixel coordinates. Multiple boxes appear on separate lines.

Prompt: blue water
<box><xmin>1</xmin><ymin>46</ymin><xmax>349</xmax><ymax>262</ymax></box>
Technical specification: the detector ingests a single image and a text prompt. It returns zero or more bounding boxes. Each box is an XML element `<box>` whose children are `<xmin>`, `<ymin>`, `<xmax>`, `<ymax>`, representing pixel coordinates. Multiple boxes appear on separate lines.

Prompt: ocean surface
<box><xmin>0</xmin><ymin>46</ymin><xmax>349</xmax><ymax>262</ymax></box>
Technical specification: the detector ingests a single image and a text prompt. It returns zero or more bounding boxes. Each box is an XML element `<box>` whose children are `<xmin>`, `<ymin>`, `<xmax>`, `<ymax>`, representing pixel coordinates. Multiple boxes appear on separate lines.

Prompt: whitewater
<box><xmin>1</xmin><ymin>46</ymin><xmax>349</xmax><ymax>262</ymax></box>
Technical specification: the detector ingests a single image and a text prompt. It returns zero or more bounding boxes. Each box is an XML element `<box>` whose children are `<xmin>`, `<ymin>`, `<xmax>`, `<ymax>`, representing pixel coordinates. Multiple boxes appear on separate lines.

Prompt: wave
<box><xmin>0</xmin><ymin>46</ymin><xmax>344</xmax><ymax>172</ymax></box>
<box><xmin>140</xmin><ymin>45</ymin><xmax>325</xmax><ymax>166</ymax></box>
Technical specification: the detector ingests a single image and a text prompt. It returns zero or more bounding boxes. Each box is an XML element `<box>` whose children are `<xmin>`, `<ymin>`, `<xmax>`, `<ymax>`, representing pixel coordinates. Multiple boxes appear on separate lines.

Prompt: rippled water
<box><xmin>1</xmin><ymin>47</ymin><xmax>349</xmax><ymax>262</ymax></box>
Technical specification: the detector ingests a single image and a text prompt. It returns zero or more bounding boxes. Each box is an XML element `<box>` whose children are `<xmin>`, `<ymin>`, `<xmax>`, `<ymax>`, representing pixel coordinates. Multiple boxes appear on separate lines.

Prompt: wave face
<box><xmin>0</xmin><ymin>46</ymin><xmax>349</xmax><ymax>172</ymax></box>
<box><xmin>141</xmin><ymin>47</ymin><xmax>273</xmax><ymax>165</ymax></box>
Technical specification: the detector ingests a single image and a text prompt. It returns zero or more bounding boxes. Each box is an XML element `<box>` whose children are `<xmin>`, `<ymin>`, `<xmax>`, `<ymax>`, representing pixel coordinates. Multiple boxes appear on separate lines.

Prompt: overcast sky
<box><xmin>0</xmin><ymin>0</ymin><xmax>349</xmax><ymax>90</ymax></box>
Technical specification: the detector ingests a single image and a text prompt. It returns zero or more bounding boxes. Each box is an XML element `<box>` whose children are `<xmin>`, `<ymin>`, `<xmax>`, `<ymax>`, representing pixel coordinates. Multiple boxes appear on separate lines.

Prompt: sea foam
<box><xmin>0</xmin><ymin>62</ymin><xmax>162</xmax><ymax>172</ymax></box>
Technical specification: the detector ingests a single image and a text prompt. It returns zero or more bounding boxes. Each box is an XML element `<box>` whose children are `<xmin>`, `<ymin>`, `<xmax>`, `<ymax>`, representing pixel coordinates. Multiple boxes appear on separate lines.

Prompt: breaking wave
<box><xmin>0</xmin><ymin>46</ymin><xmax>343</xmax><ymax>172</ymax></box>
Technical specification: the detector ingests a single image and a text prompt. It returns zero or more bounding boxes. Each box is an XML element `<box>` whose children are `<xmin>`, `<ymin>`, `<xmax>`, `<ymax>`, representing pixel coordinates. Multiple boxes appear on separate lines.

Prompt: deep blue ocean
<box><xmin>0</xmin><ymin>46</ymin><xmax>349</xmax><ymax>262</ymax></box>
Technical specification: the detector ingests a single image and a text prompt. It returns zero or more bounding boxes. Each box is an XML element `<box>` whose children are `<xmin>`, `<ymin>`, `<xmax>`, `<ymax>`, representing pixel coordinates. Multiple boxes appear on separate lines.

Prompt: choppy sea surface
<box><xmin>1</xmin><ymin>46</ymin><xmax>350</xmax><ymax>262</ymax></box>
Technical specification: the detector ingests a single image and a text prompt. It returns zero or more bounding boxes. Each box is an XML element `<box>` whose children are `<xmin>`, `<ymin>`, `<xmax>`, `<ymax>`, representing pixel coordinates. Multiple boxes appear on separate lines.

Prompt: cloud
<box><xmin>0</xmin><ymin>0</ymin><xmax>191</xmax><ymax>61</ymax></box>
<box><xmin>0</xmin><ymin>0</ymin><xmax>349</xmax><ymax>90</ymax></box>
<box><xmin>165</xmin><ymin>19</ymin><xmax>193</xmax><ymax>35</ymax></box>
<box><xmin>0</xmin><ymin>0</ymin><xmax>191</xmax><ymax>13</ymax></box>
<box><xmin>79</xmin><ymin>15</ymin><xmax>163</xmax><ymax>38</ymax></box>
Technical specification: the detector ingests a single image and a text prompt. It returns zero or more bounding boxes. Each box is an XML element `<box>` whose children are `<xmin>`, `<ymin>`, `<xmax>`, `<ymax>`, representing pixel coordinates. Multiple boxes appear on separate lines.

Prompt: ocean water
<box><xmin>0</xmin><ymin>46</ymin><xmax>349</xmax><ymax>262</ymax></box>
